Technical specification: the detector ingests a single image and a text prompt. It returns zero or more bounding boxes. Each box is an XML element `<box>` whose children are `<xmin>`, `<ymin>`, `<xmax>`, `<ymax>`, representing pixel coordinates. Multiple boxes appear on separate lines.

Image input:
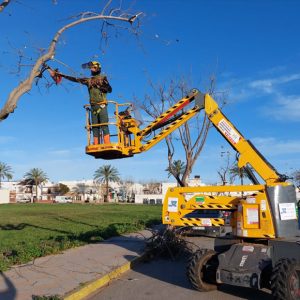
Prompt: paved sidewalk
<box><xmin>0</xmin><ymin>229</ymin><xmax>155</xmax><ymax>300</ymax></box>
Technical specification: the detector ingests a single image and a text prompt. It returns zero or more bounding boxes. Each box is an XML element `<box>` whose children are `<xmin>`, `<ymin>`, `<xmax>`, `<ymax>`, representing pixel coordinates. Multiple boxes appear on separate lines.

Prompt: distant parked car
<box><xmin>16</xmin><ymin>198</ymin><xmax>31</xmax><ymax>203</ymax></box>
<box><xmin>54</xmin><ymin>196</ymin><xmax>72</xmax><ymax>203</ymax></box>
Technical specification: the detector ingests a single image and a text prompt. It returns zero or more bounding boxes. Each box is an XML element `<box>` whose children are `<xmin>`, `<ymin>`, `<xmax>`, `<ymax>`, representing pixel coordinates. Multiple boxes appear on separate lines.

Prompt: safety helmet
<box><xmin>81</xmin><ymin>61</ymin><xmax>101</xmax><ymax>69</ymax></box>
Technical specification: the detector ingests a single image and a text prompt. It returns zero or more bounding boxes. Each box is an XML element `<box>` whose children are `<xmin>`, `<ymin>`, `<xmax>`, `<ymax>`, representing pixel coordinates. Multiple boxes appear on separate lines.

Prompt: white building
<box><xmin>134</xmin><ymin>176</ymin><xmax>206</xmax><ymax>205</ymax></box>
<box><xmin>0</xmin><ymin>189</ymin><xmax>10</xmax><ymax>203</ymax></box>
<box><xmin>134</xmin><ymin>182</ymin><xmax>175</xmax><ymax>204</ymax></box>
<box><xmin>0</xmin><ymin>176</ymin><xmax>205</xmax><ymax>204</ymax></box>
<box><xmin>3</xmin><ymin>175</ymin><xmax>297</xmax><ymax>205</ymax></box>
<box><xmin>59</xmin><ymin>180</ymin><xmax>101</xmax><ymax>202</ymax></box>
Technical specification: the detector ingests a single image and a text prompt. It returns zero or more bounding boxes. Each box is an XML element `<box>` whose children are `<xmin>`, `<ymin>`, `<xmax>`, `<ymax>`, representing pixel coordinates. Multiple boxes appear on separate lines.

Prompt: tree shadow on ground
<box><xmin>52</xmin><ymin>216</ymin><xmax>99</xmax><ymax>228</ymax></box>
<box><xmin>0</xmin><ymin>272</ymin><xmax>16</xmax><ymax>300</ymax></box>
<box><xmin>129</xmin><ymin>256</ymin><xmax>272</xmax><ymax>300</ymax></box>
<box><xmin>0</xmin><ymin>223</ymin><xmax>71</xmax><ymax>235</ymax></box>
<box><xmin>0</xmin><ymin>221</ymin><xmax>136</xmax><ymax>242</ymax></box>
<box><xmin>115</xmin><ymin>228</ymin><xmax>273</xmax><ymax>300</ymax></box>
<box><xmin>0</xmin><ymin>219</ymin><xmax>160</xmax><ymax>270</ymax></box>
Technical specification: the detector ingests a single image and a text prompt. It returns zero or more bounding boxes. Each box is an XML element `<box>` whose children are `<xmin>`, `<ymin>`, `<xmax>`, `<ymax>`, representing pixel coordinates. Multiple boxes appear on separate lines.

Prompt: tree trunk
<box><xmin>35</xmin><ymin>183</ymin><xmax>38</xmax><ymax>202</ymax></box>
<box><xmin>30</xmin><ymin>186</ymin><xmax>33</xmax><ymax>203</ymax></box>
<box><xmin>105</xmin><ymin>181</ymin><xmax>109</xmax><ymax>202</ymax></box>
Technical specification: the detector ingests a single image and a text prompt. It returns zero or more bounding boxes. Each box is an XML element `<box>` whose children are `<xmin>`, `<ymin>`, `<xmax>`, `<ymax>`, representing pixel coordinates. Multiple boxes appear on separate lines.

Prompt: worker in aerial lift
<box><xmin>48</xmin><ymin>61</ymin><xmax>112</xmax><ymax>145</ymax></box>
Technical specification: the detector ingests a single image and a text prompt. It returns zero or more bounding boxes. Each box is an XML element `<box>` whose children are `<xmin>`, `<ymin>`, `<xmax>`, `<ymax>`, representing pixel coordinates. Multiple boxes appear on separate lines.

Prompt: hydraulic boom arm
<box><xmin>197</xmin><ymin>92</ymin><xmax>287</xmax><ymax>186</ymax></box>
<box><xmin>85</xmin><ymin>88</ymin><xmax>288</xmax><ymax>187</ymax></box>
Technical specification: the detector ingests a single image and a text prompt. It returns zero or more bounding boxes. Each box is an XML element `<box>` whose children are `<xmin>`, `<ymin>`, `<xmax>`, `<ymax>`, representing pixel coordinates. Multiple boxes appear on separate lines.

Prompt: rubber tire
<box><xmin>187</xmin><ymin>249</ymin><xmax>218</xmax><ymax>291</ymax></box>
<box><xmin>271</xmin><ymin>258</ymin><xmax>300</xmax><ymax>300</ymax></box>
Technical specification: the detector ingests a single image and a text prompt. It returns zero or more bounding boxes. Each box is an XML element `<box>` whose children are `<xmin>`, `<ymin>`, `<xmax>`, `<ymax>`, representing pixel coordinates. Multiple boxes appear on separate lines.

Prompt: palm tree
<box><xmin>94</xmin><ymin>165</ymin><xmax>120</xmax><ymax>202</ymax></box>
<box><xmin>165</xmin><ymin>160</ymin><xmax>186</xmax><ymax>186</ymax></box>
<box><xmin>229</xmin><ymin>165</ymin><xmax>249</xmax><ymax>185</ymax></box>
<box><xmin>24</xmin><ymin>168</ymin><xmax>48</xmax><ymax>202</ymax></box>
<box><xmin>0</xmin><ymin>162</ymin><xmax>13</xmax><ymax>189</ymax></box>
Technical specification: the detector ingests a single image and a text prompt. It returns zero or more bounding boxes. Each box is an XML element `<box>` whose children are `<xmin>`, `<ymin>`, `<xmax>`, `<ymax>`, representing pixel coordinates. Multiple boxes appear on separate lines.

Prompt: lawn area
<box><xmin>0</xmin><ymin>203</ymin><xmax>162</xmax><ymax>271</ymax></box>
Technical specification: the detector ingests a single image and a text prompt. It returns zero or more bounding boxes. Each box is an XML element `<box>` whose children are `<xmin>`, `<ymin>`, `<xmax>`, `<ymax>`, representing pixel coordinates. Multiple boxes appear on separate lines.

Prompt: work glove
<box><xmin>48</xmin><ymin>68</ymin><xmax>62</xmax><ymax>84</ymax></box>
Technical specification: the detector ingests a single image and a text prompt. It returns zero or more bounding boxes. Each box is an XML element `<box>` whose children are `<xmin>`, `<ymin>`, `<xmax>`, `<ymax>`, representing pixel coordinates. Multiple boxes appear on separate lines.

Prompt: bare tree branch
<box><xmin>0</xmin><ymin>6</ymin><xmax>142</xmax><ymax>121</ymax></box>
<box><xmin>0</xmin><ymin>0</ymin><xmax>10</xmax><ymax>12</ymax></box>
<box><xmin>101</xmin><ymin>0</ymin><xmax>113</xmax><ymax>15</ymax></box>
<box><xmin>217</xmin><ymin>150</ymin><xmax>234</xmax><ymax>185</ymax></box>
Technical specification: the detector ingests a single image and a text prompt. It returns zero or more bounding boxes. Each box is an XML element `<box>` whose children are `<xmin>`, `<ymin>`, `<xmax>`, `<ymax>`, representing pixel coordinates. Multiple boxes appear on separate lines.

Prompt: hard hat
<box><xmin>81</xmin><ymin>61</ymin><xmax>101</xmax><ymax>69</ymax></box>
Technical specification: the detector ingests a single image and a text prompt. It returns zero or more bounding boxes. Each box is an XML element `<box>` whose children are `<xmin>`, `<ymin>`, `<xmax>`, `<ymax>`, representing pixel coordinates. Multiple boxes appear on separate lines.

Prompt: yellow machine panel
<box><xmin>162</xmin><ymin>184</ymin><xmax>276</xmax><ymax>238</ymax></box>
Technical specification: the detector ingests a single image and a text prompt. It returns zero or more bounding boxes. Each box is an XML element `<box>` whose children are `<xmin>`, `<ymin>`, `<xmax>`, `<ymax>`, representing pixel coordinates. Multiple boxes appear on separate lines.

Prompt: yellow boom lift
<box><xmin>84</xmin><ymin>89</ymin><xmax>300</xmax><ymax>300</ymax></box>
<box><xmin>84</xmin><ymin>89</ymin><xmax>200</xmax><ymax>159</ymax></box>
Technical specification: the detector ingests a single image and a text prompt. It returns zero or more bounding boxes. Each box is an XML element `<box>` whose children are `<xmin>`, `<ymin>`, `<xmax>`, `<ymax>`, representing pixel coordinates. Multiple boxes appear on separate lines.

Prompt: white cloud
<box><xmin>249</xmin><ymin>74</ymin><xmax>300</xmax><ymax>94</ymax></box>
<box><xmin>220</xmin><ymin>71</ymin><xmax>300</xmax><ymax>104</ymax></box>
<box><xmin>249</xmin><ymin>79</ymin><xmax>275</xmax><ymax>93</ymax></box>
<box><xmin>258</xmin><ymin>65</ymin><xmax>287</xmax><ymax>76</ymax></box>
<box><xmin>251</xmin><ymin>137</ymin><xmax>300</xmax><ymax>156</ymax></box>
<box><xmin>263</xmin><ymin>95</ymin><xmax>300</xmax><ymax>121</ymax></box>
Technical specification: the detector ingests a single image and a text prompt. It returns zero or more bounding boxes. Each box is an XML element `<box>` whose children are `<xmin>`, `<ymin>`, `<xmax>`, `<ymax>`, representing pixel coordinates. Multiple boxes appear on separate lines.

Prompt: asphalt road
<box><xmin>87</xmin><ymin>256</ymin><xmax>273</xmax><ymax>300</ymax></box>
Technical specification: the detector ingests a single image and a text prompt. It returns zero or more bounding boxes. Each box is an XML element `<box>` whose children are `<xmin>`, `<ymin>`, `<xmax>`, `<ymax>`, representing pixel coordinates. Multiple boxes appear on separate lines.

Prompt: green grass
<box><xmin>0</xmin><ymin>203</ymin><xmax>162</xmax><ymax>271</ymax></box>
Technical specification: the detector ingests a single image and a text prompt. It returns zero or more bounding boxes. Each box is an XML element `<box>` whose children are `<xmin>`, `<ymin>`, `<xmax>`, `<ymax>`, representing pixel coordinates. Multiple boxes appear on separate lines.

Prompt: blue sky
<box><xmin>0</xmin><ymin>0</ymin><xmax>299</xmax><ymax>184</ymax></box>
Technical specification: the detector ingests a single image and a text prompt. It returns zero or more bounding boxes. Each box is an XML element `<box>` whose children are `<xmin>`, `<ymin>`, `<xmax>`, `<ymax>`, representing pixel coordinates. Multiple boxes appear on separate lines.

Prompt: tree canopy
<box><xmin>0</xmin><ymin>161</ymin><xmax>13</xmax><ymax>188</ymax></box>
<box><xmin>94</xmin><ymin>164</ymin><xmax>120</xmax><ymax>202</ymax></box>
<box><xmin>24</xmin><ymin>168</ymin><xmax>48</xmax><ymax>202</ymax></box>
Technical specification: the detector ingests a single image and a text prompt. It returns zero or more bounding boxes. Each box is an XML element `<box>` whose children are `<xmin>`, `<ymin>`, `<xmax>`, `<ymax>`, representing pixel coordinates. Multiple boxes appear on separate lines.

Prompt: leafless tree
<box><xmin>217</xmin><ymin>149</ymin><xmax>234</xmax><ymax>186</ymax></box>
<box><xmin>216</xmin><ymin>148</ymin><xmax>252</xmax><ymax>186</ymax></box>
<box><xmin>72</xmin><ymin>183</ymin><xmax>88</xmax><ymax>202</ymax></box>
<box><xmin>0</xmin><ymin>1</ymin><xmax>143</xmax><ymax>121</ymax></box>
<box><xmin>292</xmin><ymin>169</ymin><xmax>300</xmax><ymax>188</ymax></box>
<box><xmin>138</xmin><ymin>76</ymin><xmax>224</xmax><ymax>186</ymax></box>
<box><xmin>142</xmin><ymin>181</ymin><xmax>162</xmax><ymax>194</ymax></box>
<box><xmin>119</xmin><ymin>179</ymin><xmax>134</xmax><ymax>201</ymax></box>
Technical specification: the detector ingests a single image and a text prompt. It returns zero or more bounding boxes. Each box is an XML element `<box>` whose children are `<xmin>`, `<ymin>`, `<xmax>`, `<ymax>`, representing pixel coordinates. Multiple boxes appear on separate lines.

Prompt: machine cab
<box><xmin>84</xmin><ymin>100</ymin><xmax>141</xmax><ymax>160</ymax></box>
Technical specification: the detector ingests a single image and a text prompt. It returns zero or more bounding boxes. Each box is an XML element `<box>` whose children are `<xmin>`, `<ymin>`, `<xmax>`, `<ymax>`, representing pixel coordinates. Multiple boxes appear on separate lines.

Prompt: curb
<box><xmin>64</xmin><ymin>255</ymin><xmax>144</xmax><ymax>300</ymax></box>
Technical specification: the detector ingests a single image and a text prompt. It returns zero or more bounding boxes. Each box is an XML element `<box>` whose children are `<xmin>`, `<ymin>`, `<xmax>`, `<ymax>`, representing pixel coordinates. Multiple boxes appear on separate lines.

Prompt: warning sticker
<box><xmin>167</xmin><ymin>197</ymin><xmax>178</xmax><ymax>212</ymax></box>
<box><xmin>261</xmin><ymin>200</ymin><xmax>267</xmax><ymax>211</ymax></box>
<box><xmin>246</xmin><ymin>197</ymin><xmax>256</xmax><ymax>204</ymax></box>
<box><xmin>242</xmin><ymin>245</ymin><xmax>254</xmax><ymax>252</ymax></box>
<box><xmin>279</xmin><ymin>203</ymin><xmax>297</xmax><ymax>220</ymax></box>
<box><xmin>195</xmin><ymin>196</ymin><xmax>205</xmax><ymax>204</ymax></box>
<box><xmin>183</xmin><ymin>193</ymin><xmax>195</xmax><ymax>201</ymax></box>
<box><xmin>201</xmin><ymin>219</ymin><xmax>212</xmax><ymax>226</ymax></box>
<box><xmin>246</xmin><ymin>208</ymin><xmax>259</xmax><ymax>225</ymax></box>
<box><xmin>217</xmin><ymin>119</ymin><xmax>241</xmax><ymax>144</ymax></box>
